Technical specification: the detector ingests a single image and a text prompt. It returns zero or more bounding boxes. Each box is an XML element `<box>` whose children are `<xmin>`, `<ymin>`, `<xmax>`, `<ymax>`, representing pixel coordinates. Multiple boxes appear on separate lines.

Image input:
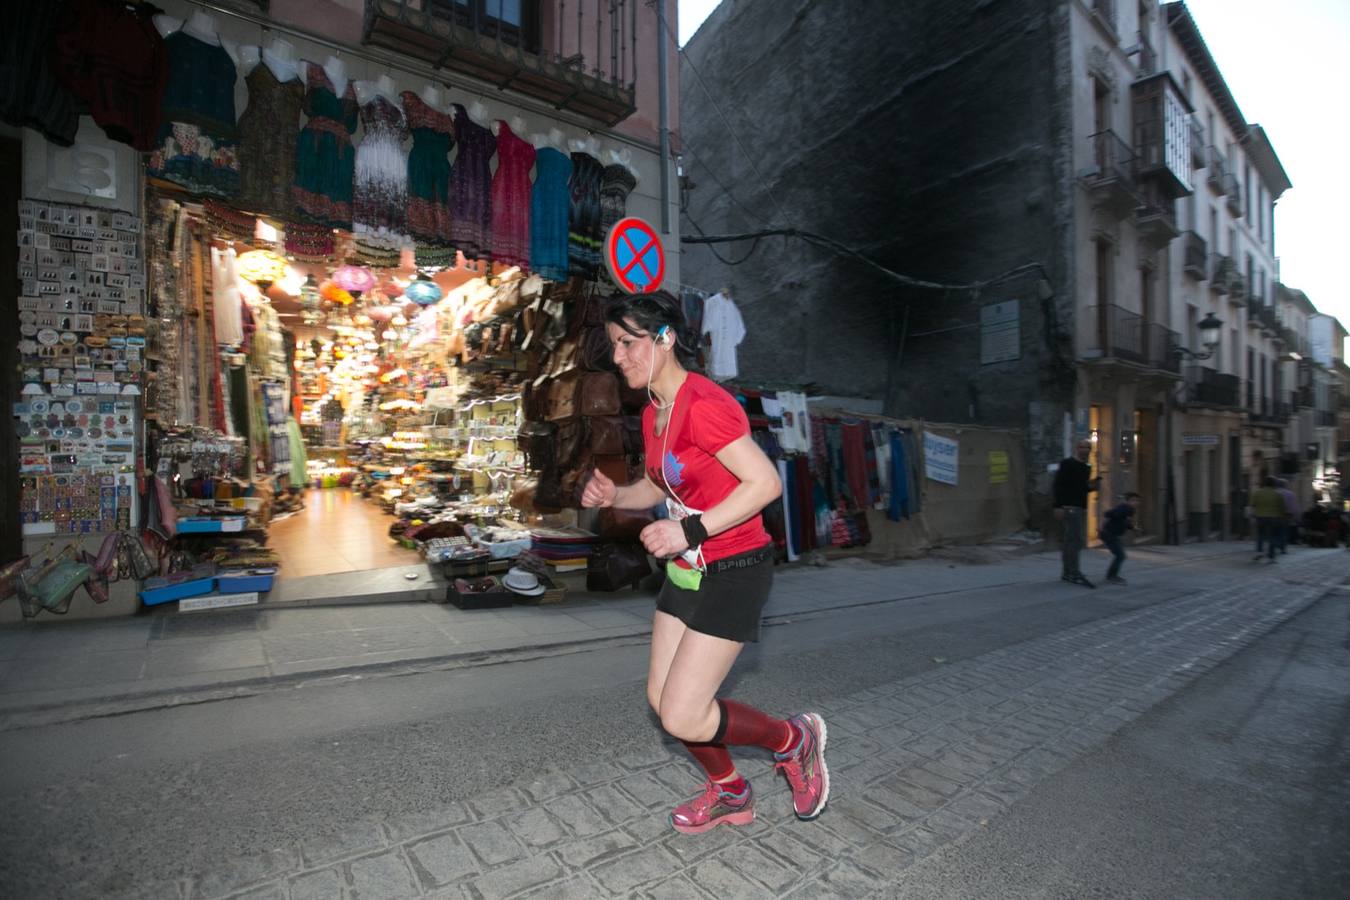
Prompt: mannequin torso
<box><xmin>241</xmin><ymin>38</ymin><xmax>299</xmax><ymax>81</ymax></box>
<box><xmin>356</xmin><ymin>74</ymin><xmax>401</xmax><ymax>108</ymax></box>
<box><xmin>533</xmin><ymin>127</ymin><xmax>566</xmax><ymax>151</ymax></box>
<box><xmin>467</xmin><ymin>100</ymin><xmax>489</xmax><ymax>128</ymax></box>
<box><xmin>155</xmin><ymin>11</ymin><xmax>238</xmax><ymax>63</ymax></box>
<box><xmin>321</xmin><ymin>55</ymin><xmax>347</xmax><ymax>97</ymax></box>
<box><xmin>419</xmin><ymin>84</ymin><xmax>448</xmax><ymax>113</ymax></box>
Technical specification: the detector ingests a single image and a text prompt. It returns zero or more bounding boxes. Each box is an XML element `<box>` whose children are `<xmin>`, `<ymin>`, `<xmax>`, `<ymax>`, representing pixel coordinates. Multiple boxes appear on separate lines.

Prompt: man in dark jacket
<box><xmin>1100</xmin><ymin>492</ymin><xmax>1140</xmax><ymax>584</ymax></box>
<box><xmin>1053</xmin><ymin>438</ymin><xmax>1100</xmax><ymax>587</ymax></box>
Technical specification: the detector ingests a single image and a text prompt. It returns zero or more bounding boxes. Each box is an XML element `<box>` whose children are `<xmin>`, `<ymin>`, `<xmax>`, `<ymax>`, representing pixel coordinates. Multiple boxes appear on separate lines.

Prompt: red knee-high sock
<box><xmin>680</xmin><ymin>739</ymin><xmax>738</xmax><ymax>785</ymax></box>
<box><xmin>716</xmin><ymin>699</ymin><xmax>799</xmax><ymax>754</ymax></box>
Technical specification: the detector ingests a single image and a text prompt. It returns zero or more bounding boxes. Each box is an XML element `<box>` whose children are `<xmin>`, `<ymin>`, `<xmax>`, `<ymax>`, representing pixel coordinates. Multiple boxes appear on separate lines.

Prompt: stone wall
<box><xmin>680</xmin><ymin>0</ymin><xmax>1077</xmax><ymax>511</ymax></box>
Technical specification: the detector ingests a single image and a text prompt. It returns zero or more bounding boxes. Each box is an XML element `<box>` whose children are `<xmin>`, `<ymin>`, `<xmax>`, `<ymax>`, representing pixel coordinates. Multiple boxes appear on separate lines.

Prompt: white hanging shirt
<box><xmin>701</xmin><ymin>291</ymin><xmax>746</xmax><ymax>381</ymax></box>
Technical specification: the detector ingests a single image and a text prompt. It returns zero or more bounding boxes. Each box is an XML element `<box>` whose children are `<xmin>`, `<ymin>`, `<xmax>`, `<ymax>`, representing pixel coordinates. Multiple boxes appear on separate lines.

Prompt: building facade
<box><xmin>680</xmin><ymin>0</ymin><xmax>1340</xmax><ymax>540</ymax></box>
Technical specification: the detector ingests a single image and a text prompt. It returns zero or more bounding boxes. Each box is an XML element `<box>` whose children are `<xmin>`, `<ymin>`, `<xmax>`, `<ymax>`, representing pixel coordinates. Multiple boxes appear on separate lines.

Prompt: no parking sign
<box><xmin>604</xmin><ymin>217</ymin><xmax>666</xmax><ymax>294</ymax></box>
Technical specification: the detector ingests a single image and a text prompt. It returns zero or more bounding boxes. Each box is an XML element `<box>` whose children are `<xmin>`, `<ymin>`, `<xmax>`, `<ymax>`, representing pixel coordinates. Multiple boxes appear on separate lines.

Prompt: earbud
<box><xmin>656</xmin><ymin>326</ymin><xmax>672</xmax><ymax>347</ymax></box>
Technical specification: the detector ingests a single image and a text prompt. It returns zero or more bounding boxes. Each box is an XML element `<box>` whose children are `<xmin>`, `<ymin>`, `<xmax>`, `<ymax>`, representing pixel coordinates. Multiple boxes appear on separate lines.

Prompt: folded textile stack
<box><xmin>529</xmin><ymin>526</ymin><xmax>599</xmax><ymax>564</ymax></box>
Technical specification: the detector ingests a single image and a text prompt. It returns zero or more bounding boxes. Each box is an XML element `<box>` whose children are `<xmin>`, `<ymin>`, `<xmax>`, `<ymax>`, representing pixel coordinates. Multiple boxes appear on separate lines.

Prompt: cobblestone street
<box><xmin>29</xmin><ymin>547</ymin><xmax>1339</xmax><ymax>900</ymax></box>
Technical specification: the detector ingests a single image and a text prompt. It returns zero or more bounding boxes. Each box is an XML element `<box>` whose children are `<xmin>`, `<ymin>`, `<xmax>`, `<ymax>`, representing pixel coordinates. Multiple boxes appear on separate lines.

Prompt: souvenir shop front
<box><xmin>0</xmin><ymin>0</ymin><xmax>667</xmax><ymax>620</ymax></box>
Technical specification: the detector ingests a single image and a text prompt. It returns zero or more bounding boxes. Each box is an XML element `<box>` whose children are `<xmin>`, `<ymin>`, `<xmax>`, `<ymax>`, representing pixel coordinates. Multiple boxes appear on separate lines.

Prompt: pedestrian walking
<box><xmin>1250</xmin><ymin>477</ymin><xmax>1284</xmax><ymax>562</ymax></box>
<box><xmin>1053</xmin><ymin>438</ymin><xmax>1101</xmax><ymax>588</ymax></box>
<box><xmin>1275</xmin><ymin>478</ymin><xmax>1300</xmax><ymax>554</ymax></box>
<box><xmin>581</xmin><ymin>290</ymin><xmax>828</xmax><ymax>834</ymax></box>
<box><xmin>1100</xmin><ymin>492</ymin><xmax>1140</xmax><ymax>584</ymax></box>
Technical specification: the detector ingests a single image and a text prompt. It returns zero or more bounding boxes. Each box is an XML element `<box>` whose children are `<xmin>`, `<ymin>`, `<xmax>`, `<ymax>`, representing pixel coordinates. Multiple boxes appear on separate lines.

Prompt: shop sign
<box><xmin>988</xmin><ymin>450</ymin><xmax>1009</xmax><ymax>484</ymax></box>
<box><xmin>980</xmin><ymin>299</ymin><xmax>1020</xmax><ymax>364</ymax></box>
<box><xmin>924</xmin><ymin>430</ymin><xmax>959</xmax><ymax>486</ymax></box>
<box><xmin>604</xmin><ymin>217</ymin><xmax>665</xmax><ymax>294</ymax></box>
<box><xmin>1182</xmin><ymin>433</ymin><xmax>1220</xmax><ymax>447</ymax></box>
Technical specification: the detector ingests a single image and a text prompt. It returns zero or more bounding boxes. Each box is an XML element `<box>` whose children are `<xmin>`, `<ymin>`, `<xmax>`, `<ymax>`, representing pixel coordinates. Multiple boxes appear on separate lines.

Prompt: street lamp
<box><xmin>1173</xmin><ymin>312</ymin><xmax>1223</xmax><ymax>360</ymax></box>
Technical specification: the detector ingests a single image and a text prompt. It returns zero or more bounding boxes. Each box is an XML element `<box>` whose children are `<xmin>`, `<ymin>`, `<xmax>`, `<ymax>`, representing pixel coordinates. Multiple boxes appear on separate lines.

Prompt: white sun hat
<box><xmin>502</xmin><ymin>566</ymin><xmax>546</xmax><ymax>597</ymax></box>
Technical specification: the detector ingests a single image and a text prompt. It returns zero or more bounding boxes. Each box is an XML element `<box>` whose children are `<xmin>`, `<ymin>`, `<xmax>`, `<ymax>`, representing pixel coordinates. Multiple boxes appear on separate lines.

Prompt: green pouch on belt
<box><xmin>666</xmin><ymin>560</ymin><xmax>703</xmax><ymax>591</ymax></box>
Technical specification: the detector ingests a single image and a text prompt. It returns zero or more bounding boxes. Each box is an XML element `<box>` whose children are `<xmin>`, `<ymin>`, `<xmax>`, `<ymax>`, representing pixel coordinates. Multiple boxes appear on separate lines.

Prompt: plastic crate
<box><xmin>140</xmin><ymin>566</ymin><xmax>217</xmax><ymax>606</ymax></box>
<box><xmin>215</xmin><ymin>568</ymin><xmax>277</xmax><ymax>594</ymax></box>
<box><xmin>177</xmin><ymin>517</ymin><xmax>247</xmax><ymax>534</ymax></box>
<box><xmin>447</xmin><ymin>576</ymin><xmax>515</xmax><ymax>609</ymax></box>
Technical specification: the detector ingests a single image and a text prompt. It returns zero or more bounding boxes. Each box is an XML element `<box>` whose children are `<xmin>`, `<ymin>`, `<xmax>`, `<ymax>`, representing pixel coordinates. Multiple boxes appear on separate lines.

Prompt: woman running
<box><xmin>581</xmin><ymin>290</ymin><xmax>828</xmax><ymax>833</ymax></box>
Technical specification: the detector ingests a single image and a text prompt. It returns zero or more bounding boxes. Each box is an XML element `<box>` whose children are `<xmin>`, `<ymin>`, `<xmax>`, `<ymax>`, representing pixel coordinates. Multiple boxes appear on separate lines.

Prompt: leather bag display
<box><xmin>586</xmin><ymin>542</ymin><xmax>652</xmax><ymax>592</ymax></box>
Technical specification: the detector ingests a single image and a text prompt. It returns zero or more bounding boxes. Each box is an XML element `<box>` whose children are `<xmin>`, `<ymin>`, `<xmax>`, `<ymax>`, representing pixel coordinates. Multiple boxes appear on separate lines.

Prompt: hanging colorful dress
<box><xmin>352</xmin><ymin>92</ymin><xmax>408</xmax><ymax>245</ymax></box>
<box><xmin>236</xmin><ymin>54</ymin><xmax>304</xmax><ymax>218</ymax></box>
<box><xmin>146</xmin><ymin>29</ymin><xmax>239</xmax><ymax>196</ymax></box>
<box><xmin>530</xmin><ymin>146</ymin><xmax>572</xmax><ymax>282</ymax></box>
<box><xmin>401</xmin><ymin>90</ymin><xmax>455</xmax><ymax>246</ymax></box>
<box><xmin>447</xmin><ymin>104</ymin><xmax>496</xmax><ymax>262</ymax></box>
<box><xmin>490</xmin><ymin>120</ymin><xmax>536</xmax><ymax>270</ymax></box>
<box><xmin>568</xmin><ymin>150</ymin><xmax>604</xmax><ymax>279</ymax></box>
<box><xmin>293</xmin><ymin>62</ymin><xmax>358</xmax><ymax>229</ymax></box>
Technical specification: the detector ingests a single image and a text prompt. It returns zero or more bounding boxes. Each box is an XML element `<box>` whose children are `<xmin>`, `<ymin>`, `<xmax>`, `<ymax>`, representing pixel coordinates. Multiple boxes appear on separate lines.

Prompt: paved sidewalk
<box><xmin>0</xmin><ymin>541</ymin><xmax>1311</xmax><ymax>725</ymax></box>
<box><xmin>96</xmin><ymin>547</ymin><xmax>1347</xmax><ymax>900</ymax></box>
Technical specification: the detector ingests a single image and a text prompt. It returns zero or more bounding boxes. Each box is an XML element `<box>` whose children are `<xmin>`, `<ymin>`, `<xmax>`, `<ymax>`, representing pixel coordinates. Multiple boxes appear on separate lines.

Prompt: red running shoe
<box><xmin>670</xmin><ymin>780</ymin><xmax>755</xmax><ymax>834</ymax></box>
<box><xmin>775</xmin><ymin>713</ymin><xmax>830</xmax><ymax>820</ymax></box>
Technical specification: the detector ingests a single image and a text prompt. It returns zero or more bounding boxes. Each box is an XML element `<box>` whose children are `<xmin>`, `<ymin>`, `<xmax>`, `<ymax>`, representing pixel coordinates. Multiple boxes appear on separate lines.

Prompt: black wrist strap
<box><xmin>681</xmin><ymin>514</ymin><xmax>708</xmax><ymax>549</ymax></box>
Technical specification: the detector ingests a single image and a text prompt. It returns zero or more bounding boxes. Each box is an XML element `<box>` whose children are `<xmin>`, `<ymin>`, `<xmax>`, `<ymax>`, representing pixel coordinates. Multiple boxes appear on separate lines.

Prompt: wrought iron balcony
<box><xmin>1318</xmin><ymin>410</ymin><xmax>1337</xmax><ymax>428</ymax></box>
<box><xmin>1253</xmin><ymin>300</ymin><xmax>1278</xmax><ymax>333</ymax></box>
<box><xmin>1294</xmin><ymin>385</ymin><xmax>1315</xmax><ymax>409</ymax></box>
<box><xmin>1092</xmin><ymin>0</ymin><xmax>1117</xmax><ymax>35</ymax></box>
<box><xmin>1189</xmin><ymin>116</ymin><xmax>1205</xmax><ymax>170</ymax></box>
<box><xmin>1222</xmin><ymin>171</ymin><xmax>1244</xmax><ymax>217</ymax></box>
<box><xmin>1183</xmin><ymin>231</ymin><xmax>1207</xmax><ymax>279</ymax></box>
<box><xmin>1248</xmin><ymin>396</ymin><xmax>1290</xmax><ymax>425</ymax></box>
<box><xmin>363</xmin><ymin>0</ymin><xmax>638</xmax><ymax>125</ymax></box>
<box><xmin>1136</xmin><ymin>198</ymin><xmax>1179</xmax><ymax>249</ymax></box>
<box><xmin>1185</xmin><ymin>366</ymin><xmax>1241</xmax><ymax>408</ymax></box>
<box><xmin>1229</xmin><ymin>270</ymin><xmax>1247</xmax><ymax>301</ymax></box>
<box><xmin>1206</xmin><ymin>147</ymin><xmax>1226</xmax><ymax>193</ymax></box>
<box><xmin>1210</xmin><ymin>253</ymin><xmax>1233</xmax><ymax>294</ymax></box>
<box><xmin>1085</xmin><ymin>130</ymin><xmax>1138</xmax><ymax>218</ymax></box>
<box><xmin>1135</xmin><ymin>31</ymin><xmax>1157</xmax><ymax>76</ymax></box>
<box><xmin>1082</xmin><ymin>303</ymin><xmax>1180</xmax><ymax>374</ymax></box>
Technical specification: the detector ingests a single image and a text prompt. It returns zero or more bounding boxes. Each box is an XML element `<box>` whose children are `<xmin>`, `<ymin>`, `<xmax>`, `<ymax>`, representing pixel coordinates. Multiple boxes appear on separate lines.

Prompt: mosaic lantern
<box><xmin>332</xmin><ymin>265</ymin><xmax>376</xmax><ymax>300</ymax></box>
<box><xmin>404</xmin><ymin>271</ymin><xmax>444</xmax><ymax>306</ymax></box>
<box><xmin>236</xmin><ymin>249</ymin><xmax>288</xmax><ymax>292</ymax></box>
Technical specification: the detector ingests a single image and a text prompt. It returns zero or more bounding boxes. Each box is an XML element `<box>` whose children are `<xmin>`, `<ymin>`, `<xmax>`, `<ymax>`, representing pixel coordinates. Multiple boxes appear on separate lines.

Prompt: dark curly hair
<box><xmin>604</xmin><ymin>289</ymin><xmax>700</xmax><ymax>369</ymax></box>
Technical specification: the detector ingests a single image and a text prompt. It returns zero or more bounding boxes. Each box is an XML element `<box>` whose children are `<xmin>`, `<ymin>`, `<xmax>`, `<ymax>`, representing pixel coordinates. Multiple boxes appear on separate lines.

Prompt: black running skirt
<box><xmin>656</xmin><ymin>544</ymin><xmax>774</xmax><ymax>643</ymax></box>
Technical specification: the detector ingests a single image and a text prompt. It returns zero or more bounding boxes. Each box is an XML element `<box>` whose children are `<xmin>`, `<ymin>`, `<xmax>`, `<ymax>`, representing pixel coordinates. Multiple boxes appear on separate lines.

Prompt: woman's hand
<box><xmin>639</xmin><ymin>519</ymin><xmax>688</xmax><ymax>558</ymax></box>
<box><xmin>580</xmin><ymin>469</ymin><xmax>617</xmax><ymax>508</ymax></box>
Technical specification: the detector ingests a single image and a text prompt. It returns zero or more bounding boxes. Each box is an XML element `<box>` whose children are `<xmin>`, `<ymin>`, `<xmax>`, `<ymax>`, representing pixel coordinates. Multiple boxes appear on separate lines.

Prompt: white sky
<box><xmin>677</xmin><ymin>0</ymin><xmax>1350</xmax><ymax>333</ymax></box>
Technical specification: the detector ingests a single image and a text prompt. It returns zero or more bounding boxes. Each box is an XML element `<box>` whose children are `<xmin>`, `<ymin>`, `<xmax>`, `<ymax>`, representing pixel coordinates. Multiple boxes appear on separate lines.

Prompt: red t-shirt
<box><xmin>641</xmin><ymin>373</ymin><xmax>771</xmax><ymax>563</ymax></box>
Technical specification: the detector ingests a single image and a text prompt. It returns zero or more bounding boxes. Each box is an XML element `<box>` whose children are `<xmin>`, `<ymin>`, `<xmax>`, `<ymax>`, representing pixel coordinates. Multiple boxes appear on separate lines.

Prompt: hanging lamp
<box><xmin>332</xmin><ymin>264</ymin><xmax>376</xmax><ymax>301</ymax></box>
<box><xmin>236</xmin><ymin>249</ymin><xmax>288</xmax><ymax>292</ymax></box>
<box><xmin>404</xmin><ymin>270</ymin><xmax>444</xmax><ymax>306</ymax></box>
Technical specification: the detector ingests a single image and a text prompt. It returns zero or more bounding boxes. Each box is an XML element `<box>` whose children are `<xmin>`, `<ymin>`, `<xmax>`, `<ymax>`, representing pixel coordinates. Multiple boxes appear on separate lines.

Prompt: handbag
<box><xmin>586</xmin><ymin>416</ymin><xmax>626</xmax><ymax>456</ymax></box>
<box><xmin>121</xmin><ymin>531</ymin><xmax>158</xmax><ymax>580</ymax></box>
<box><xmin>545</xmin><ymin>370</ymin><xmax>582</xmax><ymax>422</ymax></box>
<box><xmin>580</xmin><ymin>372</ymin><xmax>620</xmax><ymax>417</ymax></box>
<box><xmin>586</xmin><ymin>542</ymin><xmax>652</xmax><ymax>592</ymax></box>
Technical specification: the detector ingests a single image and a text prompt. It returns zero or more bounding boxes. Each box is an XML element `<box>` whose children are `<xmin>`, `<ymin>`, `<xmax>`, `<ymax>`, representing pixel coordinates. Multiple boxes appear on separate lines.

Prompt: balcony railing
<box><xmin>1183</xmin><ymin>231</ymin><xmax>1207</xmax><ymax>280</ymax></box>
<box><xmin>1206</xmin><ymin>147</ymin><xmax>1226</xmax><ymax>192</ymax></box>
<box><xmin>1248</xmin><ymin>396</ymin><xmax>1291</xmax><ymax>425</ymax></box>
<box><xmin>363</xmin><ymin>0</ymin><xmax>638</xmax><ymax>125</ymax></box>
<box><xmin>1294</xmin><ymin>385</ymin><xmax>1315</xmax><ymax>409</ymax></box>
<box><xmin>1085</xmin><ymin>130</ymin><xmax>1138</xmax><ymax>217</ymax></box>
<box><xmin>1318</xmin><ymin>410</ymin><xmax>1337</xmax><ymax>428</ymax></box>
<box><xmin>1210</xmin><ymin>253</ymin><xmax>1233</xmax><ymax>294</ymax></box>
<box><xmin>1092</xmin><ymin>0</ymin><xmax>1117</xmax><ymax>35</ymax></box>
<box><xmin>1222</xmin><ymin>171</ymin><xmax>1244</xmax><ymax>217</ymax></box>
<box><xmin>1083</xmin><ymin>303</ymin><xmax>1180</xmax><ymax>373</ymax></box>
<box><xmin>1253</xmin><ymin>301</ymin><xmax>1278</xmax><ymax>332</ymax></box>
<box><xmin>1229</xmin><ymin>270</ymin><xmax>1247</xmax><ymax>301</ymax></box>
<box><xmin>1136</xmin><ymin>198</ymin><xmax>1179</xmax><ymax>249</ymax></box>
<box><xmin>1135</xmin><ymin>31</ymin><xmax>1156</xmax><ymax>76</ymax></box>
<box><xmin>1185</xmin><ymin>366</ymin><xmax>1241</xmax><ymax>408</ymax></box>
